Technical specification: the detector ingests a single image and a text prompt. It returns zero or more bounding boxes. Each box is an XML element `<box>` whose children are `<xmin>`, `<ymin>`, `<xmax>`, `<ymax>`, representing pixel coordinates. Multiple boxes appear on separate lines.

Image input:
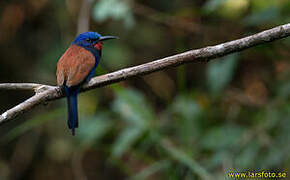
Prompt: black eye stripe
<box><xmin>86</xmin><ymin>38</ymin><xmax>98</xmax><ymax>42</ymax></box>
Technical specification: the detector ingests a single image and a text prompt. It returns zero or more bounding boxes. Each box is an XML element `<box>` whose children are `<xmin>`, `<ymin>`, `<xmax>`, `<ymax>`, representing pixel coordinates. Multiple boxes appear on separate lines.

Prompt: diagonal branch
<box><xmin>1</xmin><ymin>23</ymin><xmax>290</xmax><ymax>125</ymax></box>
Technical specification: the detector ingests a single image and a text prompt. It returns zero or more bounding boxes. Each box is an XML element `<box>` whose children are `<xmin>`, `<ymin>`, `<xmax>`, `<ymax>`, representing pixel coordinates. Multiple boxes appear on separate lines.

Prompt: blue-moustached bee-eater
<box><xmin>56</xmin><ymin>32</ymin><xmax>118</xmax><ymax>135</ymax></box>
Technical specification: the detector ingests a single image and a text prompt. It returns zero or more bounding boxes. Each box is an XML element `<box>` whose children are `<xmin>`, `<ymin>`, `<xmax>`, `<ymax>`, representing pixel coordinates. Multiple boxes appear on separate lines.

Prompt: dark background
<box><xmin>1</xmin><ymin>0</ymin><xmax>290</xmax><ymax>179</ymax></box>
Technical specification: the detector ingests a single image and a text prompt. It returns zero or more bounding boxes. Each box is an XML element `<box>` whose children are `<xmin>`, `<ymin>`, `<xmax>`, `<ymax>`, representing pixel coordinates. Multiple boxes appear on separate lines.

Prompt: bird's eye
<box><xmin>86</xmin><ymin>38</ymin><xmax>91</xmax><ymax>42</ymax></box>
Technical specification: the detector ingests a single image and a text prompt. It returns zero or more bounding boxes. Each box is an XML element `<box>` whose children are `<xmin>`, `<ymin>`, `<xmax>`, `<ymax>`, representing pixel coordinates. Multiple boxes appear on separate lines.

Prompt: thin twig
<box><xmin>0</xmin><ymin>23</ymin><xmax>290</xmax><ymax>125</ymax></box>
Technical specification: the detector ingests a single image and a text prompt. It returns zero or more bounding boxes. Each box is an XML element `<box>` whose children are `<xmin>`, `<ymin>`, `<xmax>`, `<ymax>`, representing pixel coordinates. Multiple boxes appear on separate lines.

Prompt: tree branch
<box><xmin>1</xmin><ymin>23</ymin><xmax>290</xmax><ymax>125</ymax></box>
<box><xmin>0</xmin><ymin>83</ymin><xmax>53</xmax><ymax>91</ymax></box>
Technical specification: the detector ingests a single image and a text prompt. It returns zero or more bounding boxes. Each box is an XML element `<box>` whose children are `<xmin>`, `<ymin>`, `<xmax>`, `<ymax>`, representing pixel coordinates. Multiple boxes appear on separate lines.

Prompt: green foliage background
<box><xmin>1</xmin><ymin>0</ymin><xmax>290</xmax><ymax>179</ymax></box>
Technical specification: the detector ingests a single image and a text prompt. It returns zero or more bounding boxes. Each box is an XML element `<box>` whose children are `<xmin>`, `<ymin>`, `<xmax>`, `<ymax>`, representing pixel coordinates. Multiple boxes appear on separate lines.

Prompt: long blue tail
<box><xmin>64</xmin><ymin>86</ymin><xmax>79</xmax><ymax>135</ymax></box>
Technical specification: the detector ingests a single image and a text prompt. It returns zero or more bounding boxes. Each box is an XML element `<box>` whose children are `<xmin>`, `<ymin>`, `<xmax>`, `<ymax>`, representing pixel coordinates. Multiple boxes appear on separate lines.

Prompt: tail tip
<box><xmin>72</xmin><ymin>128</ymin><xmax>75</xmax><ymax>136</ymax></box>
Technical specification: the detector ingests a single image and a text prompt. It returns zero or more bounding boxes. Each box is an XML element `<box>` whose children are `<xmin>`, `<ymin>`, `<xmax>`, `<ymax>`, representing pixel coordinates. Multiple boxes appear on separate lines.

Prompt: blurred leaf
<box><xmin>111</xmin><ymin>87</ymin><xmax>155</xmax><ymax>157</ymax></box>
<box><xmin>219</xmin><ymin>0</ymin><xmax>249</xmax><ymax>19</ymax></box>
<box><xmin>77</xmin><ymin>113</ymin><xmax>112</xmax><ymax>147</ymax></box>
<box><xmin>200</xmin><ymin>125</ymin><xmax>245</xmax><ymax>150</ymax></box>
<box><xmin>204</xmin><ymin>151</ymin><xmax>230</xmax><ymax>169</ymax></box>
<box><xmin>112</xmin><ymin>126</ymin><xmax>144</xmax><ymax>158</ymax></box>
<box><xmin>203</xmin><ymin>0</ymin><xmax>227</xmax><ymax>13</ymax></box>
<box><xmin>255</xmin><ymin>109</ymin><xmax>279</xmax><ymax>130</ymax></box>
<box><xmin>277</xmin><ymin>80</ymin><xmax>290</xmax><ymax>99</ymax></box>
<box><xmin>206</xmin><ymin>53</ymin><xmax>239</xmax><ymax>96</ymax></box>
<box><xmin>161</xmin><ymin>140</ymin><xmax>213</xmax><ymax>180</ymax></box>
<box><xmin>171</xmin><ymin>95</ymin><xmax>204</xmax><ymax>143</ymax></box>
<box><xmin>243</xmin><ymin>7</ymin><xmax>280</xmax><ymax>26</ymax></box>
<box><xmin>2</xmin><ymin>108</ymin><xmax>64</xmax><ymax>142</ymax></box>
<box><xmin>251</xmin><ymin>0</ymin><xmax>280</xmax><ymax>11</ymax></box>
<box><xmin>172</xmin><ymin>95</ymin><xmax>202</xmax><ymax>121</ymax></box>
<box><xmin>129</xmin><ymin>160</ymin><xmax>170</xmax><ymax>180</ymax></box>
<box><xmin>234</xmin><ymin>140</ymin><xmax>260</xmax><ymax>169</ymax></box>
<box><xmin>112</xmin><ymin>88</ymin><xmax>155</xmax><ymax>126</ymax></box>
<box><xmin>93</xmin><ymin>0</ymin><xmax>135</xmax><ymax>28</ymax></box>
<box><xmin>260</xmin><ymin>145</ymin><xmax>285</xmax><ymax>169</ymax></box>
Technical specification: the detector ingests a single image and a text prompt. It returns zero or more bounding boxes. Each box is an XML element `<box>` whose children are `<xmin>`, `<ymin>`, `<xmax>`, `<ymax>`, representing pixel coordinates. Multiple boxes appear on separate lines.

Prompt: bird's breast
<box><xmin>56</xmin><ymin>45</ymin><xmax>96</xmax><ymax>87</ymax></box>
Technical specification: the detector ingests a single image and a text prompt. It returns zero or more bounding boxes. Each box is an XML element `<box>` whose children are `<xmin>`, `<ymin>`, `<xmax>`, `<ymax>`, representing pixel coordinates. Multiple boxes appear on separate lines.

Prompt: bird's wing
<box><xmin>56</xmin><ymin>45</ymin><xmax>95</xmax><ymax>87</ymax></box>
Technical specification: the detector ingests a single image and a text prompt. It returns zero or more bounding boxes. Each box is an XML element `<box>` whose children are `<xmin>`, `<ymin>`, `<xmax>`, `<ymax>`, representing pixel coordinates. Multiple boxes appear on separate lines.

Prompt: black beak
<box><xmin>99</xmin><ymin>36</ymin><xmax>119</xmax><ymax>41</ymax></box>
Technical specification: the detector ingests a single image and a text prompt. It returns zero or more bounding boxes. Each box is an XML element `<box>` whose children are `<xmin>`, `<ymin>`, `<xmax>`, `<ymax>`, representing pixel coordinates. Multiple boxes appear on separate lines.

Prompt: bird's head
<box><xmin>72</xmin><ymin>32</ymin><xmax>118</xmax><ymax>50</ymax></box>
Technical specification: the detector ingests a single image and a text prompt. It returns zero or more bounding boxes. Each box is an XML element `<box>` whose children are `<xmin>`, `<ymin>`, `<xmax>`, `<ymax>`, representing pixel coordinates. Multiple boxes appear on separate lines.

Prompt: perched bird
<box><xmin>56</xmin><ymin>32</ymin><xmax>117</xmax><ymax>135</ymax></box>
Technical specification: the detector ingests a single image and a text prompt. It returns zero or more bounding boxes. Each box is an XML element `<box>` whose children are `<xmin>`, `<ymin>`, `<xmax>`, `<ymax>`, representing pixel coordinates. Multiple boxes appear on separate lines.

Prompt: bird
<box><xmin>56</xmin><ymin>32</ymin><xmax>118</xmax><ymax>135</ymax></box>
